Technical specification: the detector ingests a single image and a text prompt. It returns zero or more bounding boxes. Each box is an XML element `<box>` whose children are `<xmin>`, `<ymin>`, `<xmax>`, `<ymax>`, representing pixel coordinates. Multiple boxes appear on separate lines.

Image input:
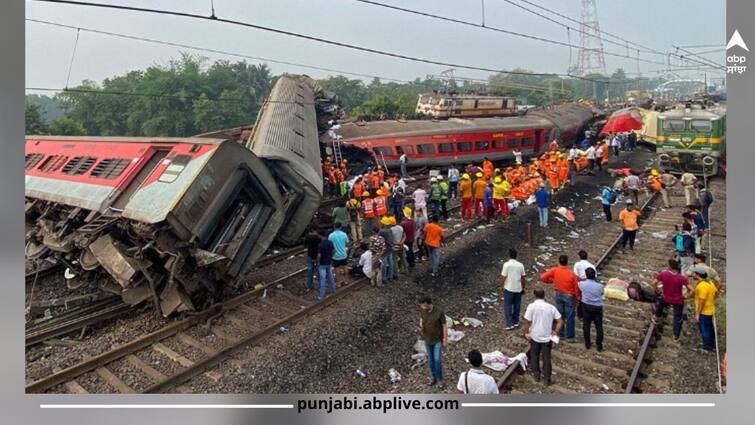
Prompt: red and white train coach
<box><xmin>332</xmin><ymin>103</ymin><xmax>594</xmax><ymax>168</ymax></box>
<box><xmin>25</xmin><ymin>136</ymin><xmax>284</xmax><ymax>316</ymax></box>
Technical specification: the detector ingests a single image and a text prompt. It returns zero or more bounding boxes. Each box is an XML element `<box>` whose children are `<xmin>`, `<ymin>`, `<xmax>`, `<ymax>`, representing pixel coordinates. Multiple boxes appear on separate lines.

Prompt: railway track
<box><xmin>26</xmin><ymin>208</ymin><xmax>479</xmax><ymax>394</ymax></box>
<box><xmin>496</xmin><ymin>179</ymin><xmax>725</xmax><ymax>394</ymax></box>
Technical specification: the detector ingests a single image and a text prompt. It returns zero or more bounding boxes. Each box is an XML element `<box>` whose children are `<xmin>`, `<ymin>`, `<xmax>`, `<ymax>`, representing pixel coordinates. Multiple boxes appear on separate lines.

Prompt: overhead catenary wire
<box><xmin>31</xmin><ymin>0</ymin><xmax>604</xmax><ymax>82</ymax></box>
<box><xmin>26</xmin><ymin>18</ymin><xmax>417</xmax><ymax>85</ymax></box>
<box><xmin>64</xmin><ymin>27</ymin><xmax>80</xmax><ymax>89</ymax></box>
<box><xmin>349</xmin><ymin>0</ymin><xmax>670</xmax><ymax>67</ymax></box>
<box><xmin>501</xmin><ymin>0</ymin><xmax>725</xmax><ymax>71</ymax></box>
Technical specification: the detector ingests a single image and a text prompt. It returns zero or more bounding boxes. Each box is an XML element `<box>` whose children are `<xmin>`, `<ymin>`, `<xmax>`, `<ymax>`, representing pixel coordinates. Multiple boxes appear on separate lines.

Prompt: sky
<box><xmin>25</xmin><ymin>0</ymin><xmax>727</xmax><ymax>93</ymax></box>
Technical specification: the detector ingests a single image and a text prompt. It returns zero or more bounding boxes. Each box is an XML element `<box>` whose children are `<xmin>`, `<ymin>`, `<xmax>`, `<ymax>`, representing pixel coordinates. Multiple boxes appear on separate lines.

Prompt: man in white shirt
<box><xmin>498</xmin><ymin>248</ymin><xmax>526</xmax><ymax>330</ymax></box>
<box><xmin>568</xmin><ymin>145</ymin><xmax>578</xmax><ymax>160</ymax></box>
<box><xmin>399</xmin><ymin>151</ymin><xmax>408</xmax><ymax>178</ymax></box>
<box><xmin>595</xmin><ymin>144</ymin><xmax>604</xmax><ymax>171</ymax></box>
<box><xmin>573</xmin><ymin>250</ymin><xmax>596</xmax><ymax>280</ymax></box>
<box><xmin>585</xmin><ymin>145</ymin><xmax>596</xmax><ymax>171</ymax></box>
<box><xmin>456</xmin><ymin>349</ymin><xmax>499</xmax><ymax>394</ymax></box>
<box><xmin>512</xmin><ymin>149</ymin><xmax>523</xmax><ymax>164</ymax></box>
<box><xmin>413</xmin><ymin>186</ymin><xmax>427</xmax><ymax>212</ymax></box>
<box><xmin>523</xmin><ymin>289</ymin><xmax>563</xmax><ymax>386</ymax></box>
<box><xmin>611</xmin><ymin>134</ymin><xmax>620</xmax><ymax>156</ymax></box>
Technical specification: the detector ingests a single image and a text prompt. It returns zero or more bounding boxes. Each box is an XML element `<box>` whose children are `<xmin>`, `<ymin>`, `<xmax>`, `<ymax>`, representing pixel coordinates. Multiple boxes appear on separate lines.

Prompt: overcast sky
<box><xmin>25</xmin><ymin>0</ymin><xmax>726</xmax><ymax>92</ymax></box>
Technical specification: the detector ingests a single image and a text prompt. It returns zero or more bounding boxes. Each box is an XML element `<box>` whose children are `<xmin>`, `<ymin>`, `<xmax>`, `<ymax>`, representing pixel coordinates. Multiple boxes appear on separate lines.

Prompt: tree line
<box><xmin>26</xmin><ymin>54</ymin><xmax>666</xmax><ymax>137</ymax></box>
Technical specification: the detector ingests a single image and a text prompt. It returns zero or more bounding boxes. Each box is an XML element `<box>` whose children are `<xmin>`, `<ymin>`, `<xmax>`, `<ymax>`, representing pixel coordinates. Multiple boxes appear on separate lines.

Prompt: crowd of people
<box><xmin>311</xmin><ymin>132</ymin><xmax>720</xmax><ymax>392</ymax></box>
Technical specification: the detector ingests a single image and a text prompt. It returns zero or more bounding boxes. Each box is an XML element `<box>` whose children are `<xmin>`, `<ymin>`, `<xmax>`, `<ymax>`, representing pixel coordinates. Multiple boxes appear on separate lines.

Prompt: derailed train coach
<box><xmin>25</xmin><ymin>137</ymin><xmax>285</xmax><ymax>316</ymax></box>
<box><xmin>24</xmin><ymin>74</ymin><xmax>332</xmax><ymax>316</ymax></box>
<box><xmin>198</xmin><ymin>74</ymin><xmax>334</xmax><ymax>245</ymax></box>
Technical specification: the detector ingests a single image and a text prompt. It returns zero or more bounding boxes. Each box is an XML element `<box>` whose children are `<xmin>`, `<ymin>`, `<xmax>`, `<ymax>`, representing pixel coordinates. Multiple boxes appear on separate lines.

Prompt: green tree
<box><xmin>25</xmin><ymin>104</ymin><xmax>47</xmax><ymax>135</ymax></box>
<box><xmin>48</xmin><ymin>117</ymin><xmax>86</xmax><ymax>135</ymax></box>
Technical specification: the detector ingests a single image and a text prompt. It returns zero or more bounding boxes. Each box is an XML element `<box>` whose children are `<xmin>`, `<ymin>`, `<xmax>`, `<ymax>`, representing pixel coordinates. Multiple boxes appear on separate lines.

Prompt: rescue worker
<box><xmin>557</xmin><ymin>154</ymin><xmax>569</xmax><ymax>189</ymax></box>
<box><xmin>345</xmin><ymin>196</ymin><xmax>363</xmax><ymax>242</ymax></box>
<box><xmin>369</xmin><ymin>170</ymin><xmax>381</xmax><ymax>195</ymax></box>
<box><xmin>428</xmin><ymin>177</ymin><xmax>443</xmax><ymax>219</ymax></box>
<box><xmin>459</xmin><ymin>173</ymin><xmax>473</xmax><ymax>220</ymax></box>
<box><xmin>549</xmin><ymin>139</ymin><xmax>559</xmax><ymax>151</ymax></box>
<box><xmin>546</xmin><ymin>158</ymin><xmax>559</xmax><ymax>195</ymax></box>
<box><xmin>648</xmin><ymin>169</ymin><xmax>663</xmax><ymax>204</ymax></box>
<box><xmin>374</xmin><ymin>189</ymin><xmax>388</xmax><ymax>218</ymax></box>
<box><xmin>438</xmin><ymin>175</ymin><xmax>450</xmax><ymax>220</ymax></box>
<box><xmin>505</xmin><ymin>166</ymin><xmax>516</xmax><ymax>186</ymax></box>
<box><xmin>362</xmin><ymin>192</ymin><xmax>376</xmax><ymax>235</ymax></box>
<box><xmin>528</xmin><ymin>158</ymin><xmax>539</xmax><ymax>176</ymax></box>
<box><xmin>473</xmin><ymin>172</ymin><xmax>488</xmax><ymax>218</ymax></box>
<box><xmin>600</xmin><ymin>141</ymin><xmax>609</xmax><ymax>166</ymax></box>
<box><xmin>351</xmin><ymin>176</ymin><xmax>365</xmax><ymax>199</ymax></box>
<box><xmin>482</xmin><ymin>157</ymin><xmax>494</xmax><ymax>180</ymax></box>
<box><xmin>492</xmin><ymin>176</ymin><xmax>510</xmax><ymax>218</ymax></box>
<box><xmin>515</xmin><ymin>161</ymin><xmax>527</xmax><ymax>184</ymax></box>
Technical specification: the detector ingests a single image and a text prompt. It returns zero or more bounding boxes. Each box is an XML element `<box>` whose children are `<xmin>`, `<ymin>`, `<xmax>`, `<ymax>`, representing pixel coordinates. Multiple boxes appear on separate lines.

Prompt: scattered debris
<box><xmin>354</xmin><ymin>369</ymin><xmax>367</xmax><ymax>378</ymax></box>
<box><xmin>388</xmin><ymin>368</ymin><xmax>402</xmax><ymax>384</ymax></box>
<box><xmin>461</xmin><ymin>317</ymin><xmax>484</xmax><ymax>328</ymax></box>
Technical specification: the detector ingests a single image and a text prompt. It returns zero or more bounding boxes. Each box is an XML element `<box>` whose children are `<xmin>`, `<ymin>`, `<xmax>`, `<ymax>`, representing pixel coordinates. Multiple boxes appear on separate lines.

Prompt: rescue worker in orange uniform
<box><xmin>648</xmin><ymin>169</ymin><xmax>663</xmax><ymax>194</ymax></box>
<box><xmin>515</xmin><ymin>162</ymin><xmax>527</xmax><ymax>185</ymax></box>
<box><xmin>369</xmin><ymin>170</ymin><xmax>381</xmax><ymax>194</ymax></box>
<box><xmin>600</xmin><ymin>141</ymin><xmax>609</xmax><ymax>166</ymax></box>
<box><xmin>373</xmin><ymin>189</ymin><xmax>387</xmax><ymax>217</ymax></box>
<box><xmin>352</xmin><ymin>177</ymin><xmax>364</xmax><ymax>198</ymax></box>
<box><xmin>459</xmin><ymin>173</ymin><xmax>473</xmax><ymax>220</ymax></box>
<box><xmin>557</xmin><ymin>154</ymin><xmax>569</xmax><ymax>189</ymax></box>
<box><xmin>528</xmin><ymin>158</ymin><xmax>539</xmax><ymax>176</ymax></box>
<box><xmin>362</xmin><ymin>192</ymin><xmax>376</xmax><ymax>234</ymax></box>
<box><xmin>482</xmin><ymin>157</ymin><xmax>494</xmax><ymax>180</ymax></box>
<box><xmin>473</xmin><ymin>172</ymin><xmax>488</xmax><ymax>218</ymax></box>
<box><xmin>504</xmin><ymin>166</ymin><xmax>516</xmax><ymax>186</ymax></box>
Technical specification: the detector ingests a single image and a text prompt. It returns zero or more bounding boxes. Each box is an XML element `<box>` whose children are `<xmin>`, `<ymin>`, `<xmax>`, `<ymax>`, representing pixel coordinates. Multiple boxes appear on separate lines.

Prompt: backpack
<box><xmin>674</xmin><ymin>233</ymin><xmax>684</xmax><ymax>252</ymax></box>
<box><xmin>605</xmin><ymin>188</ymin><xmax>618</xmax><ymax>204</ymax></box>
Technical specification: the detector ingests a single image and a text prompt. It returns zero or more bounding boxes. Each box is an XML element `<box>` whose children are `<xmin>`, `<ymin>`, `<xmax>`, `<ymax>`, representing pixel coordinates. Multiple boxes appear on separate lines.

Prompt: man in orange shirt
<box><xmin>423</xmin><ymin>215</ymin><xmax>445</xmax><ymax>277</ymax></box>
<box><xmin>482</xmin><ymin>157</ymin><xmax>494</xmax><ymax>180</ymax></box>
<box><xmin>473</xmin><ymin>172</ymin><xmax>487</xmax><ymax>218</ymax></box>
<box><xmin>539</xmin><ymin>254</ymin><xmax>580</xmax><ymax>342</ymax></box>
<box><xmin>618</xmin><ymin>200</ymin><xmax>642</xmax><ymax>251</ymax></box>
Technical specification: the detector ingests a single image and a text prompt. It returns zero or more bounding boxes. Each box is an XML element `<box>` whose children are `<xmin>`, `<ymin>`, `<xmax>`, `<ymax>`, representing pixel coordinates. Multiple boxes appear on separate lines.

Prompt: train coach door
<box><xmin>111</xmin><ymin>147</ymin><xmax>171</xmax><ymax>211</ymax></box>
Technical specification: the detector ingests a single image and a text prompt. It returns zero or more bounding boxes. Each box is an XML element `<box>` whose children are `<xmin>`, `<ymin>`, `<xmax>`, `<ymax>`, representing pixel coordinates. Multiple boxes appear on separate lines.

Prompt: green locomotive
<box><xmin>656</xmin><ymin>104</ymin><xmax>726</xmax><ymax>176</ymax></box>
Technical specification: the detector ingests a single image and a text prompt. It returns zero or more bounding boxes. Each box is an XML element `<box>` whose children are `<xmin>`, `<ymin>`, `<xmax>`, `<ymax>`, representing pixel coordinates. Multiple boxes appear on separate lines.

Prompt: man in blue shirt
<box><xmin>328</xmin><ymin>223</ymin><xmax>350</xmax><ymax>283</ymax></box>
<box><xmin>600</xmin><ymin>185</ymin><xmax>614</xmax><ymax>221</ymax></box>
<box><xmin>317</xmin><ymin>234</ymin><xmax>336</xmax><ymax>301</ymax></box>
<box><xmin>577</xmin><ymin>268</ymin><xmax>604</xmax><ymax>351</ymax></box>
<box><xmin>483</xmin><ymin>183</ymin><xmax>494</xmax><ymax>223</ymax></box>
<box><xmin>535</xmin><ymin>182</ymin><xmax>550</xmax><ymax>228</ymax></box>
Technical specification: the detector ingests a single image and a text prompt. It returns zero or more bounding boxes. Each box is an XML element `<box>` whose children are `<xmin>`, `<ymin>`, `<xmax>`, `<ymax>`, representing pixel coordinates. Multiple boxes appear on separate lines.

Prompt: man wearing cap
<box><xmin>459</xmin><ymin>173</ymin><xmax>473</xmax><ymax>220</ymax></box>
<box><xmin>618</xmin><ymin>200</ymin><xmax>641</xmax><ymax>251</ymax></box>
<box><xmin>492</xmin><ymin>176</ymin><xmax>510</xmax><ymax>218</ymax></box>
<box><xmin>692</xmin><ymin>266</ymin><xmax>718</xmax><ymax>351</ymax></box>
<box><xmin>546</xmin><ymin>158</ymin><xmax>559</xmax><ymax>194</ymax></box>
<box><xmin>345</xmin><ymin>196</ymin><xmax>363</xmax><ymax>242</ymax></box>
<box><xmin>535</xmin><ymin>182</ymin><xmax>550</xmax><ymax>227</ymax></box>
<box><xmin>648</xmin><ymin>169</ymin><xmax>664</xmax><ymax>205</ymax></box>
<box><xmin>473</xmin><ymin>172</ymin><xmax>487</xmax><ymax>218</ymax></box>
<box><xmin>686</xmin><ymin>253</ymin><xmax>722</xmax><ymax>290</ymax></box>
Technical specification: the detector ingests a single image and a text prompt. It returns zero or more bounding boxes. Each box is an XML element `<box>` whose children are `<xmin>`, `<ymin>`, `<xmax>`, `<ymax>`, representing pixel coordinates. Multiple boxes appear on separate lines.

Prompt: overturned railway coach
<box><xmin>25</xmin><ymin>136</ymin><xmax>285</xmax><ymax>316</ymax></box>
<box><xmin>332</xmin><ymin>103</ymin><xmax>593</xmax><ymax>168</ymax></box>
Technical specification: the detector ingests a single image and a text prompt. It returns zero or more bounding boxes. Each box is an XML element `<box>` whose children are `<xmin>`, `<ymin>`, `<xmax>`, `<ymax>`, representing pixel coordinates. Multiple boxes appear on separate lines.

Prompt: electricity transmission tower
<box><xmin>576</xmin><ymin>0</ymin><xmax>607</xmax><ymax>76</ymax></box>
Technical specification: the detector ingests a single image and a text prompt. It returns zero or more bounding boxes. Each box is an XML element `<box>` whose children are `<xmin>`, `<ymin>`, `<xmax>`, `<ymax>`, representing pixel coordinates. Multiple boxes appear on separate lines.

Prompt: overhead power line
<box><xmin>503</xmin><ymin>0</ymin><xmax>724</xmax><ymax>71</ymax></box>
<box><xmin>349</xmin><ymin>0</ymin><xmax>669</xmax><ymax>67</ymax></box>
<box><xmin>32</xmin><ymin>0</ymin><xmax>602</xmax><ymax>82</ymax></box>
<box><xmin>26</xmin><ymin>18</ymin><xmax>415</xmax><ymax>84</ymax></box>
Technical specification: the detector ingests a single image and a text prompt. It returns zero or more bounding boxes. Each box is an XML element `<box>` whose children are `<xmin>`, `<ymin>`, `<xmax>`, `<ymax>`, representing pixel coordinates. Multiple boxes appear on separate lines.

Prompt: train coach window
<box><xmin>507</xmin><ymin>138</ymin><xmax>521</xmax><ymax>148</ymax></box>
<box><xmin>25</xmin><ymin>153</ymin><xmax>45</xmax><ymax>170</ymax></box>
<box><xmin>475</xmin><ymin>141</ymin><xmax>490</xmax><ymax>150</ymax></box>
<box><xmin>91</xmin><ymin>158</ymin><xmax>130</xmax><ymax>179</ymax></box>
<box><xmin>691</xmin><ymin>120</ymin><xmax>712</xmax><ymax>132</ymax></box>
<box><xmin>372</xmin><ymin>146</ymin><xmax>394</xmax><ymax>156</ymax></box>
<box><xmin>416</xmin><ymin>144</ymin><xmax>436</xmax><ymax>154</ymax></box>
<box><xmin>159</xmin><ymin>154</ymin><xmax>191</xmax><ymax>183</ymax></box>
<box><xmin>62</xmin><ymin>156</ymin><xmax>97</xmax><ymax>175</ymax></box>
<box><xmin>457</xmin><ymin>142</ymin><xmax>472</xmax><ymax>152</ymax></box>
<box><xmin>521</xmin><ymin>137</ymin><xmax>534</xmax><ymax>147</ymax></box>
<box><xmin>663</xmin><ymin>119</ymin><xmax>686</xmax><ymax>131</ymax></box>
<box><xmin>438</xmin><ymin>143</ymin><xmax>454</xmax><ymax>153</ymax></box>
